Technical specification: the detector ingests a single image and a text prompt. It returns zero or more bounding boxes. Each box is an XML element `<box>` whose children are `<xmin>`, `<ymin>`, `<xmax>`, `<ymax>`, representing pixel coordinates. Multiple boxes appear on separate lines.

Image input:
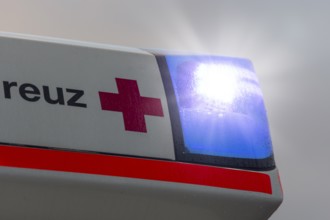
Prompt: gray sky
<box><xmin>1</xmin><ymin>0</ymin><xmax>329</xmax><ymax>219</ymax></box>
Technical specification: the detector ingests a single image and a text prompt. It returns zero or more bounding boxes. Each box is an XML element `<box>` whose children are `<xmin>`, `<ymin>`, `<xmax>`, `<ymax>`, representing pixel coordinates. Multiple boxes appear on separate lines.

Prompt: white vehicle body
<box><xmin>0</xmin><ymin>33</ymin><xmax>282</xmax><ymax>220</ymax></box>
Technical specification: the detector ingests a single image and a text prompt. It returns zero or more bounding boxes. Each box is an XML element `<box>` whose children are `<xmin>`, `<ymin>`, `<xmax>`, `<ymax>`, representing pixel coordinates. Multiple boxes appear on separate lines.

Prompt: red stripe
<box><xmin>0</xmin><ymin>145</ymin><xmax>272</xmax><ymax>194</ymax></box>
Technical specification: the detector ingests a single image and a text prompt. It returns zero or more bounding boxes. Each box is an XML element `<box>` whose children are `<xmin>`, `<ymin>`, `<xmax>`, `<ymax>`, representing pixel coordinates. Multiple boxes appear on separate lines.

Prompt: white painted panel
<box><xmin>0</xmin><ymin>33</ymin><xmax>175</xmax><ymax>160</ymax></box>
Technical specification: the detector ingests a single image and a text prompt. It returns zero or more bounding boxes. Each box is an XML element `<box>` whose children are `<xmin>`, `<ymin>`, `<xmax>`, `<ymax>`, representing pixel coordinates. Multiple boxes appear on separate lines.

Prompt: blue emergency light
<box><xmin>157</xmin><ymin>55</ymin><xmax>275</xmax><ymax>169</ymax></box>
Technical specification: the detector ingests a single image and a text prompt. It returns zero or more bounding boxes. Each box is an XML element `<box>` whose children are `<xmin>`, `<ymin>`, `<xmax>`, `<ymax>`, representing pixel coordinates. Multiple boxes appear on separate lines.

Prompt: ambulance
<box><xmin>0</xmin><ymin>32</ymin><xmax>282</xmax><ymax>220</ymax></box>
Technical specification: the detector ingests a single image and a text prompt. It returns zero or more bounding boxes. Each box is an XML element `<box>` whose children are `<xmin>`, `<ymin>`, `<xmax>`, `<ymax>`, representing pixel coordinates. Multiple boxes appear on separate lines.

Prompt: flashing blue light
<box><xmin>166</xmin><ymin>56</ymin><xmax>273</xmax><ymax>159</ymax></box>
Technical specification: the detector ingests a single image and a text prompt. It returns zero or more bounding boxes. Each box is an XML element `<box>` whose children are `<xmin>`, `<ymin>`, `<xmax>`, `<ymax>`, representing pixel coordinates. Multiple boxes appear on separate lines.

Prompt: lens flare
<box><xmin>194</xmin><ymin>63</ymin><xmax>238</xmax><ymax>104</ymax></box>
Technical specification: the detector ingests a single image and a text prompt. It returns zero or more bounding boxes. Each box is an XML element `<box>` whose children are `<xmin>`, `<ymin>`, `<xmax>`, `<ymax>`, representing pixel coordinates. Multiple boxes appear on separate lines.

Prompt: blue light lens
<box><xmin>166</xmin><ymin>56</ymin><xmax>273</xmax><ymax>159</ymax></box>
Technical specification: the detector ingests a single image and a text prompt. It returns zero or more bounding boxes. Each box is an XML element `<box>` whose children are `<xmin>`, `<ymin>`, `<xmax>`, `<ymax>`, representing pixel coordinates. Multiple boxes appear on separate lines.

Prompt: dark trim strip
<box><xmin>153</xmin><ymin>55</ymin><xmax>186</xmax><ymax>161</ymax></box>
<box><xmin>0</xmin><ymin>145</ymin><xmax>272</xmax><ymax>194</ymax></box>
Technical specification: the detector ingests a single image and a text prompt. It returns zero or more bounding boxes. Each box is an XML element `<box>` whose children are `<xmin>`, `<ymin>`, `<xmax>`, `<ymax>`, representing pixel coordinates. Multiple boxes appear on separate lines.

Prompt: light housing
<box><xmin>162</xmin><ymin>55</ymin><xmax>274</xmax><ymax>170</ymax></box>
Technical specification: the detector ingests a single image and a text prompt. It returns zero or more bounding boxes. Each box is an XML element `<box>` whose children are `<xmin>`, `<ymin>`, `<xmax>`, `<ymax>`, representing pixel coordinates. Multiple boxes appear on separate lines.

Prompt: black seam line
<box><xmin>0</xmin><ymin>141</ymin><xmax>274</xmax><ymax>171</ymax></box>
<box><xmin>0</xmin><ymin>141</ymin><xmax>174</xmax><ymax>162</ymax></box>
<box><xmin>153</xmin><ymin>55</ymin><xmax>186</xmax><ymax>161</ymax></box>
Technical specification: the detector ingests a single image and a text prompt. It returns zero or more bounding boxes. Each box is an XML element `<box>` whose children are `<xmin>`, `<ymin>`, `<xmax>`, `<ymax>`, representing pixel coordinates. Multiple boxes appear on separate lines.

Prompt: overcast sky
<box><xmin>0</xmin><ymin>0</ymin><xmax>329</xmax><ymax>219</ymax></box>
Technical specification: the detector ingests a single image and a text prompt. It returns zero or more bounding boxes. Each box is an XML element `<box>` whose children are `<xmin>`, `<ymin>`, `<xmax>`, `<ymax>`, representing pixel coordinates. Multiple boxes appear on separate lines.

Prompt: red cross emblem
<box><xmin>99</xmin><ymin>78</ymin><xmax>164</xmax><ymax>133</ymax></box>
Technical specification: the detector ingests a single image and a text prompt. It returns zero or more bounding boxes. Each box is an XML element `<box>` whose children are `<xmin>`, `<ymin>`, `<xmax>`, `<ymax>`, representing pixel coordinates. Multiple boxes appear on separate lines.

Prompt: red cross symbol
<box><xmin>99</xmin><ymin>78</ymin><xmax>164</xmax><ymax>133</ymax></box>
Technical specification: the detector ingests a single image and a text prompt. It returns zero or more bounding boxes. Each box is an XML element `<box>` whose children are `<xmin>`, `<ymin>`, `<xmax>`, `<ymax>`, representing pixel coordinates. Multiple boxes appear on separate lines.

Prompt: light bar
<box><xmin>165</xmin><ymin>56</ymin><xmax>273</xmax><ymax>161</ymax></box>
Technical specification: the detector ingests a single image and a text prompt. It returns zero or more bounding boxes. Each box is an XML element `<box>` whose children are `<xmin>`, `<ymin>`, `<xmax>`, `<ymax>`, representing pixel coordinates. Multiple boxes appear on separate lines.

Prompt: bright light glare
<box><xmin>194</xmin><ymin>64</ymin><xmax>238</xmax><ymax>104</ymax></box>
<box><xmin>193</xmin><ymin>63</ymin><xmax>262</xmax><ymax>108</ymax></box>
<box><xmin>165</xmin><ymin>56</ymin><xmax>274</xmax><ymax>161</ymax></box>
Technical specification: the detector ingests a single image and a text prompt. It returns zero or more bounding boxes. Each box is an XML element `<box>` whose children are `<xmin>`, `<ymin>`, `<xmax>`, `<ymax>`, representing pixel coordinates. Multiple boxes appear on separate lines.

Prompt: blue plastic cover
<box><xmin>166</xmin><ymin>56</ymin><xmax>273</xmax><ymax>159</ymax></box>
